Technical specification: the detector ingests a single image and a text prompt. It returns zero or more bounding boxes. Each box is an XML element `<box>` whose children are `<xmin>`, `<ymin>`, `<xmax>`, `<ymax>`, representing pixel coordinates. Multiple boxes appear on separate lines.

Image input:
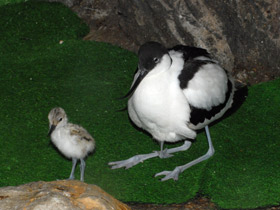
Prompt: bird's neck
<box><xmin>148</xmin><ymin>55</ymin><xmax>172</xmax><ymax>78</ymax></box>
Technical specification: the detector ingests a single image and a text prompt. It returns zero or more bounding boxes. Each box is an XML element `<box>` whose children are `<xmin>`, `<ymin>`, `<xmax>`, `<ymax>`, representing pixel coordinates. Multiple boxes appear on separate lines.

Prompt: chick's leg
<box><xmin>80</xmin><ymin>159</ymin><xmax>86</xmax><ymax>182</ymax></box>
<box><xmin>68</xmin><ymin>158</ymin><xmax>77</xmax><ymax>180</ymax></box>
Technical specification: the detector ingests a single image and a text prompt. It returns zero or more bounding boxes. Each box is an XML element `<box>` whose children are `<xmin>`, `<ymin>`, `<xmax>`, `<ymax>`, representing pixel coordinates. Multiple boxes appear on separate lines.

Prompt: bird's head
<box><xmin>122</xmin><ymin>41</ymin><xmax>172</xmax><ymax>98</ymax></box>
<box><xmin>47</xmin><ymin>107</ymin><xmax>67</xmax><ymax>137</ymax></box>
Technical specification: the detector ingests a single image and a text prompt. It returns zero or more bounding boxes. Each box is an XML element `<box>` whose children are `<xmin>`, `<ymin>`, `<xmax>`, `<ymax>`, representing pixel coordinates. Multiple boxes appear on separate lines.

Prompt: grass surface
<box><xmin>0</xmin><ymin>1</ymin><xmax>280</xmax><ymax>209</ymax></box>
<box><xmin>0</xmin><ymin>0</ymin><xmax>27</xmax><ymax>7</ymax></box>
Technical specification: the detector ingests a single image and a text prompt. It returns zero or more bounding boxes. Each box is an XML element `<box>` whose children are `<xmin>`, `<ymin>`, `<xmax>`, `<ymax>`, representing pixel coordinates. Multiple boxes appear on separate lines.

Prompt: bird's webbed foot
<box><xmin>156</xmin><ymin>148</ymin><xmax>173</xmax><ymax>159</ymax></box>
<box><xmin>155</xmin><ymin>166</ymin><xmax>182</xmax><ymax>181</ymax></box>
<box><xmin>109</xmin><ymin>152</ymin><xmax>158</xmax><ymax>169</ymax></box>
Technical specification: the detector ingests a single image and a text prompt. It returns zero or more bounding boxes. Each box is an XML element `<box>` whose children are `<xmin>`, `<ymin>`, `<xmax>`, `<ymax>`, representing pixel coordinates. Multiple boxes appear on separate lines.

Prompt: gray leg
<box><xmin>68</xmin><ymin>158</ymin><xmax>77</xmax><ymax>180</ymax></box>
<box><xmin>109</xmin><ymin>140</ymin><xmax>192</xmax><ymax>169</ymax></box>
<box><xmin>157</xmin><ymin>141</ymin><xmax>173</xmax><ymax>158</ymax></box>
<box><xmin>80</xmin><ymin>159</ymin><xmax>86</xmax><ymax>182</ymax></box>
<box><xmin>158</xmin><ymin>141</ymin><xmax>192</xmax><ymax>158</ymax></box>
<box><xmin>155</xmin><ymin>126</ymin><xmax>215</xmax><ymax>181</ymax></box>
<box><xmin>109</xmin><ymin>152</ymin><xmax>159</xmax><ymax>169</ymax></box>
<box><xmin>165</xmin><ymin>140</ymin><xmax>192</xmax><ymax>154</ymax></box>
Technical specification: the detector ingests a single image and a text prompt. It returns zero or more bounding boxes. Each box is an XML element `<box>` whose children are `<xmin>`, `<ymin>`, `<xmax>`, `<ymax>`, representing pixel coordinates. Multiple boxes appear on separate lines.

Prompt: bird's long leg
<box><xmin>155</xmin><ymin>126</ymin><xmax>215</xmax><ymax>181</ymax></box>
<box><xmin>109</xmin><ymin>140</ymin><xmax>192</xmax><ymax>169</ymax></box>
<box><xmin>109</xmin><ymin>152</ymin><xmax>159</xmax><ymax>169</ymax></box>
<box><xmin>157</xmin><ymin>141</ymin><xmax>172</xmax><ymax>158</ymax></box>
<box><xmin>165</xmin><ymin>140</ymin><xmax>192</xmax><ymax>155</ymax></box>
<box><xmin>158</xmin><ymin>141</ymin><xmax>192</xmax><ymax>158</ymax></box>
<box><xmin>80</xmin><ymin>159</ymin><xmax>86</xmax><ymax>182</ymax></box>
<box><xmin>68</xmin><ymin>158</ymin><xmax>77</xmax><ymax>180</ymax></box>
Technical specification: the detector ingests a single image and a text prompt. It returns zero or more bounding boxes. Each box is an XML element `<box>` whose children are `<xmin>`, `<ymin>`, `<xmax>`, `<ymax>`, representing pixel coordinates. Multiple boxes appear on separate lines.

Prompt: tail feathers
<box><xmin>224</xmin><ymin>82</ymin><xmax>249</xmax><ymax>119</ymax></box>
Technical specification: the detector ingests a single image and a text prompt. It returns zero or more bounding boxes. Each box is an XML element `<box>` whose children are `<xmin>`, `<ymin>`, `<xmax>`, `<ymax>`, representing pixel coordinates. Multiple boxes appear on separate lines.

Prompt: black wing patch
<box><xmin>189</xmin><ymin>79</ymin><xmax>233</xmax><ymax>125</ymax></box>
<box><xmin>178</xmin><ymin>60</ymin><xmax>216</xmax><ymax>89</ymax></box>
<box><xmin>169</xmin><ymin>45</ymin><xmax>211</xmax><ymax>61</ymax></box>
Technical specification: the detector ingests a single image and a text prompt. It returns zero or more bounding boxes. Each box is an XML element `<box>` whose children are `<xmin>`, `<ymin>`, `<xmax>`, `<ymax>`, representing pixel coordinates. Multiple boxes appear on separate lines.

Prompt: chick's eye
<box><xmin>153</xmin><ymin>57</ymin><xmax>159</xmax><ymax>63</ymax></box>
<box><xmin>59</xmin><ymin>118</ymin><xmax>62</xmax><ymax>122</ymax></box>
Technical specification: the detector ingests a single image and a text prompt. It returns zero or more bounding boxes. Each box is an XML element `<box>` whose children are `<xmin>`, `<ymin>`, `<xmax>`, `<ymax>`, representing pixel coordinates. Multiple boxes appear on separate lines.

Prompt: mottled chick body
<box><xmin>48</xmin><ymin>107</ymin><xmax>95</xmax><ymax>181</ymax></box>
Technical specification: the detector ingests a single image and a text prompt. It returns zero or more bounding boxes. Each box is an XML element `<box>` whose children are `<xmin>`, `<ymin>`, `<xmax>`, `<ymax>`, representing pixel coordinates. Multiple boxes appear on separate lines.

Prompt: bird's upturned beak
<box><xmin>47</xmin><ymin>124</ymin><xmax>56</xmax><ymax>137</ymax></box>
<box><xmin>120</xmin><ymin>68</ymin><xmax>149</xmax><ymax>99</ymax></box>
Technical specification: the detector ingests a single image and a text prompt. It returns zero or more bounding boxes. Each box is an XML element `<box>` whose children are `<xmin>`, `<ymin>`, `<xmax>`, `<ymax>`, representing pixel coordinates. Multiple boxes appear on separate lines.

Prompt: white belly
<box><xmin>51</xmin><ymin>127</ymin><xmax>89</xmax><ymax>159</ymax></box>
<box><xmin>128</xmin><ymin>72</ymin><xmax>196</xmax><ymax>142</ymax></box>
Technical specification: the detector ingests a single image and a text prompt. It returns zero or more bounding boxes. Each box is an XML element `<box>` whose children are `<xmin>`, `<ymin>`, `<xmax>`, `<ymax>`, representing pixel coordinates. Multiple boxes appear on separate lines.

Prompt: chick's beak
<box><xmin>47</xmin><ymin>124</ymin><xmax>56</xmax><ymax>137</ymax></box>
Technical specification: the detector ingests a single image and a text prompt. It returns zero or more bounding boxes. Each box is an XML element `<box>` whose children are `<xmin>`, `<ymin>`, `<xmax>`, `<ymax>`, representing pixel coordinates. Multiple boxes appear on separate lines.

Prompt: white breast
<box><xmin>128</xmin><ymin>53</ymin><xmax>196</xmax><ymax>142</ymax></box>
<box><xmin>51</xmin><ymin>126</ymin><xmax>89</xmax><ymax>159</ymax></box>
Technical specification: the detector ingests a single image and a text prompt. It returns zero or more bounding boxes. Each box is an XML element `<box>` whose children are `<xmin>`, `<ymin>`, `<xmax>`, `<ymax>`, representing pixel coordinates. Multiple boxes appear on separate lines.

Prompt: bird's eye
<box><xmin>154</xmin><ymin>57</ymin><xmax>159</xmax><ymax>63</ymax></box>
<box><xmin>59</xmin><ymin>118</ymin><xmax>62</xmax><ymax>122</ymax></box>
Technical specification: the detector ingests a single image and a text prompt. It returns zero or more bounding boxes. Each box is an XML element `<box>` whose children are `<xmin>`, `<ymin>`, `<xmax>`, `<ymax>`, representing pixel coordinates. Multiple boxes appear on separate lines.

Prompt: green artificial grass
<box><xmin>0</xmin><ymin>0</ymin><xmax>27</xmax><ymax>7</ymax></box>
<box><xmin>0</xmin><ymin>1</ymin><xmax>280</xmax><ymax>209</ymax></box>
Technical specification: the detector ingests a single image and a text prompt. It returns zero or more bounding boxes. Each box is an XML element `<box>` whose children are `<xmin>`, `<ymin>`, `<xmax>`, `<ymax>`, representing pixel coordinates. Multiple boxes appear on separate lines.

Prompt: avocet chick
<box><xmin>48</xmin><ymin>107</ymin><xmax>95</xmax><ymax>182</ymax></box>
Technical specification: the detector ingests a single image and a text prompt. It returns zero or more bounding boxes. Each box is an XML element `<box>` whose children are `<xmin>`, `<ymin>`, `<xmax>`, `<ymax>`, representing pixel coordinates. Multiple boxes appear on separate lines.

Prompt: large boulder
<box><xmin>0</xmin><ymin>180</ymin><xmax>131</xmax><ymax>210</ymax></box>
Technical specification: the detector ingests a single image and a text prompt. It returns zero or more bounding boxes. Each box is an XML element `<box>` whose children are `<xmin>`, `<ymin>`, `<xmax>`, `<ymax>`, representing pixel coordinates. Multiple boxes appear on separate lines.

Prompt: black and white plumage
<box><xmin>109</xmin><ymin>41</ymin><xmax>247</xmax><ymax>181</ymax></box>
<box><xmin>48</xmin><ymin>107</ymin><xmax>95</xmax><ymax>182</ymax></box>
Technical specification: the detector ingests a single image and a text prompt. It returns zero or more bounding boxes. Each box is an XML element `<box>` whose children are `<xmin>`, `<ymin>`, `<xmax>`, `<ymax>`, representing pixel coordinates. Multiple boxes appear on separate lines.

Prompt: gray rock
<box><xmin>45</xmin><ymin>0</ymin><xmax>280</xmax><ymax>80</ymax></box>
<box><xmin>0</xmin><ymin>180</ymin><xmax>131</xmax><ymax>210</ymax></box>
